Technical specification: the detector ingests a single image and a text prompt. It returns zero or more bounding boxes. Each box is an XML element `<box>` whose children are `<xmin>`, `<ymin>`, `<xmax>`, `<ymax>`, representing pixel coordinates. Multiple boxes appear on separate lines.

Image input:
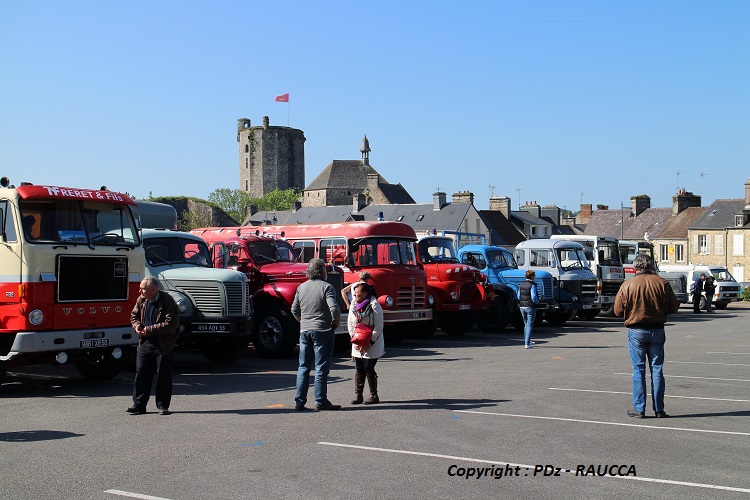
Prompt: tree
<box><xmin>177</xmin><ymin>210</ymin><xmax>212</xmax><ymax>232</ymax></box>
<box><xmin>207</xmin><ymin>188</ymin><xmax>299</xmax><ymax>221</ymax></box>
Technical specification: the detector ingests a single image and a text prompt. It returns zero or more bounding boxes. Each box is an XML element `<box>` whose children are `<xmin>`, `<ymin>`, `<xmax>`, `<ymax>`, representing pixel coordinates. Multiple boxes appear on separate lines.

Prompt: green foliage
<box><xmin>207</xmin><ymin>188</ymin><xmax>299</xmax><ymax>221</ymax></box>
<box><xmin>177</xmin><ymin>210</ymin><xmax>212</xmax><ymax>232</ymax></box>
<box><xmin>742</xmin><ymin>285</ymin><xmax>750</xmax><ymax>302</ymax></box>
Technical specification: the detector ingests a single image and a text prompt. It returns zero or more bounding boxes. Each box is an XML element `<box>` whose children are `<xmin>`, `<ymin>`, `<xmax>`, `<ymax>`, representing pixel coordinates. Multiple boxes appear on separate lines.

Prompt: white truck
<box><xmin>658</xmin><ymin>264</ymin><xmax>742</xmax><ymax>310</ymax></box>
<box><xmin>551</xmin><ymin>235</ymin><xmax>624</xmax><ymax>318</ymax></box>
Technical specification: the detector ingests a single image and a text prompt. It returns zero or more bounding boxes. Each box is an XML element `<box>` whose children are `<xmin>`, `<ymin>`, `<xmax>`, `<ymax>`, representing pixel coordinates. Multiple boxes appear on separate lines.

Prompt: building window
<box><xmin>675</xmin><ymin>244</ymin><xmax>684</xmax><ymax>262</ymax></box>
<box><xmin>416</xmin><ymin>215</ymin><xmax>424</xmax><ymax>221</ymax></box>
<box><xmin>733</xmin><ymin>233</ymin><xmax>744</xmax><ymax>255</ymax></box>
<box><xmin>698</xmin><ymin>234</ymin><xmax>708</xmax><ymax>253</ymax></box>
<box><xmin>245</xmin><ymin>158</ymin><xmax>248</xmax><ymax>168</ymax></box>
<box><xmin>660</xmin><ymin>244</ymin><xmax>669</xmax><ymax>262</ymax></box>
<box><xmin>245</xmin><ymin>145</ymin><xmax>249</xmax><ymax>153</ymax></box>
<box><xmin>397</xmin><ymin>215</ymin><xmax>404</xmax><ymax>222</ymax></box>
<box><xmin>736</xmin><ymin>215</ymin><xmax>743</xmax><ymax>227</ymax></box>
<box><xmin>530</xmin><ymin>226</ymin><xmax>537</xmax><ymax>236</ymax></box>
<box><xmin>543</xmin><ymin>226</ymin><xmax>548</xmax><ymax>236</ymax></box>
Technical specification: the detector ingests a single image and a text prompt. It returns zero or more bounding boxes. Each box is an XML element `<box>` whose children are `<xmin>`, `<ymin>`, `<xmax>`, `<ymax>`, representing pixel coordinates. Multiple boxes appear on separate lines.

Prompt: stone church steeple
<box><xmin>360</xmin><ymin>134</ymin><xmax>370</xmax><ymax>166</ymax></box>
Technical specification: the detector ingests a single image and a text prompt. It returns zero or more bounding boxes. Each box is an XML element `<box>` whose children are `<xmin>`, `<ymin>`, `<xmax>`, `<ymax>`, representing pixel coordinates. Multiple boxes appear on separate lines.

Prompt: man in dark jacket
<box><xmin>692</xmin><ymin>273</ymin><xmax>705</xmax><ymax>313</ymax></box>
<box><xmin>614</xmin><ymin>254</ymin><xmax>679</xmax><ymax>419</ymax></box>
<box><xmin>128</xmin><ymin>276</ymin><xmax>180</xmax><ymax>415</ymax></box>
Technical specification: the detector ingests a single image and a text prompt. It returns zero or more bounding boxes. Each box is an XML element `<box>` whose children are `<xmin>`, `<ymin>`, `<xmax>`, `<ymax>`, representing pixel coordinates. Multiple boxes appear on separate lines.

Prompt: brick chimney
<box><xmin>490</xmin><ymin>196</ymin><xmax>511</xmax><ymax>219</ymax></box>
<box><xmin>578</xmin><ymin>203</ymin><xmax>593</xmax><ymax>224</ymax></box>
<box><xmin>671</xmin><ymin>189</ymin><xmax>701</xmax><ymax>216</ymax></box>
<box><xmin>520</xmin><ymin>201</ymin><xmax>541</xmax><ymax>218</ymax></box>
<box><xmin>433</xmin><ymin>191</ymin><xmax>447</xmax><ymax>211</ymax></box>
<box><xmin>452</xmin><ymin>191</ymin><xmax>474</xmax><ymax>205</ymax></box>
<box><xmin>630</xmin><ymin>195</ymin><xmax>651</xmax><ymax>217</ymax></box>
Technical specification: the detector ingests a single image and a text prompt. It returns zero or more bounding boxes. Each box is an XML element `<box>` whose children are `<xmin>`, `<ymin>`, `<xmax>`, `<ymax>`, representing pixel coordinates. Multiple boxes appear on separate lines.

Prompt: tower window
<box><xmin>245</xmin><ymin>145</ymin><xmax>249</xmax><ymax>153</ymax></box>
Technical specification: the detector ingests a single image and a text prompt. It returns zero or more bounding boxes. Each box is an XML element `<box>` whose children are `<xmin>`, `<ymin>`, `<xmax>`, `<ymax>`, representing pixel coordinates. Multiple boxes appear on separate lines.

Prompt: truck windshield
<box><xmin>144</xmin><ymin>237</ymin><xmax>211</xmax><ymax>268</ymax></box>
<box><xmin>418</xmin><ymin>238</ymin><xmax>459</xmax><ymax>263</ymax></box>
<box><xmin>620</xmin><ymin>244</ymin><xmax>636</xmax><ymax>265</ymax></box>
<box><xmin>351</xmin><ymin>238</ymin><xmax>417</xmax><ymax>267</ymax></box>
<box><xmin>249</xmin><ymin>239</ymin><xmax>295</xmax><ymax>263</ymax></box>
<box><xmin>487</xmin><ymin>249</ymin><xmax>516</xmax><ymax>269</ymax></box>
<box><xmin>711</xmin><ymin>269</ymin><xmax>737</xmax><ymax>282</ymax></box>
<box><xmin>599</xmin><ymin>241</ymin><xmax>622</xmax><ymax>266</ymax></box>
<box><xmin>20</xmin><ymin>199</ymin><xmax>140</xmax><ymax>246</ymax></box>
<box><xmin>557</xmin><ymin>248</ymin><xmax>590</xmax><ymax>271</ymax></box>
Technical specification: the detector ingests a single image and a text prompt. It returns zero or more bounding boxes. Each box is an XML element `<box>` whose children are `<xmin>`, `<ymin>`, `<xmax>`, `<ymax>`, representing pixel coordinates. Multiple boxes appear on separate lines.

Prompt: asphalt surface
<box><xmin>2</xmin><ymin>302</ymin><xmax>749</xmax><ymax>500</ymax></box>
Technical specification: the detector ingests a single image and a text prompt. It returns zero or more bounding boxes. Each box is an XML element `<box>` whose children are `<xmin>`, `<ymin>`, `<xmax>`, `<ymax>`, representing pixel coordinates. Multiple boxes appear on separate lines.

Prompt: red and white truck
<box><xmin>0</xmin><ymin>178</ymin><xmax>145</xmax><ymax>383</ymax></box>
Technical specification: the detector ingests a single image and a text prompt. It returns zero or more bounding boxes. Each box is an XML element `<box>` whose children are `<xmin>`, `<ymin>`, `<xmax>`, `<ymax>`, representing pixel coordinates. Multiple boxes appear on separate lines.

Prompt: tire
<box><xmin>251</xmin><ymin>305</ymin><xmax>299</xmax><ymax>358</ymax></box>
<box><xmin>201</xmin><ymin>336</ymin><xmax>250</xmax><ymax>364</ymax></box>
<box><xmin>439</xmin><ymin>311</ymin><xmax>473</xmax><ymax>336</ymax></box>
<box><xmin>476</xmin><ymin>297</ymin><xmax>509</xmax><ymax>332</ymax></box>
<box><xmin>544</xmin><ymin>310</ymin><xmax>574</xmax><ymax>326</ymax></box>
<box><xmin>598</xmin><ymin>304</ymin><xmax>615</xmax><ymax>317</ymax></box>
<box><xmin>75</xmin><ymin>351</ymin><xmax>123</xmax><ymax>380</ymax></box>
<box><xmin>698</xmin><ymin>296</ymin><xmax>707</xmax><ymax>310</ymax></box>
<box><xmin>410</xmin><ymin>318</ymin><xmax>437</xmax><ymax>339</ymax></box>
<box><xmin>0</xmin><ymin>361</ymin><xmax>6</xmax><ymax>385</ymax></box>
<box><xmin>576</xmin><ymin>309</ymin><xmax>600</xmax><ymax>321</ymax></box>
<box><xmin>714</xmin><ymin>302</ymin><xmax>728</xmax><ymax>310</ymax></box>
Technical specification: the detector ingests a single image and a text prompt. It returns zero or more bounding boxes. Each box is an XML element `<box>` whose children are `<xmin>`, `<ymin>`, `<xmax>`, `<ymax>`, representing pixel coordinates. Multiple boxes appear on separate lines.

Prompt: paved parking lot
<box><xmin>2</xmin><ymin>303</ymin><xmax>749</xmax><ymax>499</ymax></box>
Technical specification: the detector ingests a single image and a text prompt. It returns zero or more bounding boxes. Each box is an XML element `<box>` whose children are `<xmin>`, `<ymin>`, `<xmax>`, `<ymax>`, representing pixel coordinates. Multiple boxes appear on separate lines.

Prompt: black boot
<box><xmin>351</xmin><ymin>372</ymin><xmax>365</xmax><ymax>404</ymax></box>
<box><xmin>363</xmin><ymin>373</ymin><xmax>379</xmax><ymax>404</ymax></box>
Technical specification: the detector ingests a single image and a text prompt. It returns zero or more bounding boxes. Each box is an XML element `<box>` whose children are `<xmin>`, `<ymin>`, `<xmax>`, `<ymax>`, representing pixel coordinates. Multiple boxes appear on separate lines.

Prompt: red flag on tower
<box><xmin>275</xmin><ymin>93</ymin><xmax>289</xmax><ymax>102</ymax></box>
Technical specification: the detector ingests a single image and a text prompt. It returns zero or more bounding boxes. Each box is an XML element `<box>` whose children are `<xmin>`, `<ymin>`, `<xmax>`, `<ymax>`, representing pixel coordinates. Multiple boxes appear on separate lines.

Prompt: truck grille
<box><xmin>397</xmin><ymin>286</ymin><xmax>426</xmax><ymax>309</ymax></box>
<box><xmin>581</xmin><ymin>280</ymin><xmax>598</xmax><ymax>300</ymax></box>
<box><xmin>601</xmin><ymin>280</ymin><xmax>623</xmax><ymax>296</ymax></box>
<box><xmin>225</xmin><ymin>281</ymin><xmax>249</xmax><ymax>316</ymax></box>
<box><xmin>539</xmin><ymin>276</ymin><xmax>553</xmax><ymax>301</ymax></box>
<box><xmin>57</xmin><ymin>255</ymin><xmax>129</xmax><ymax>302</ymax></box>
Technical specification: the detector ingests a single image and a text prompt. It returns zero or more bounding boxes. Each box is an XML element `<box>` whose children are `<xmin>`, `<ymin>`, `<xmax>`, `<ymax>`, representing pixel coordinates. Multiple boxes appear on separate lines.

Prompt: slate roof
<box><xmin>243</xmin><ymin>202</ymin><xmax>474</xmax><ymax>233</ymax></box>
<box><xmin>583</xmin><ymin>207</ymin><xmax>672</xmax><ymax>239</ymax></box>
<box><xmin>511</xmin><ymin>210</ymin><xmax>550</xmax><ymax>227</ymax></box>
<box><xmin>478</xmin><ymin>210</ymin><xmax>527</xmax><ymax>247</ymax></box>
<box><xmin>690</xmin><ymin>199</ymin><xmax>746</xmax><ymax>229</ymax></box>
<box><xmin>654</xmin><ymin>206</ymin><xmax>708</xmax><ymax>239</ymax></box>
<box><xmin>305</xmin><ymin>160</ymin><xmax>415</xmax><ymax>204</ymax></box>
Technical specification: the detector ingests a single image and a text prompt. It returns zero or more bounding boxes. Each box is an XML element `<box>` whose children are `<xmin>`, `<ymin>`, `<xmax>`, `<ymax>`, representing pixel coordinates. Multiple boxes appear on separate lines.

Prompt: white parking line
<box><xmin>105</xmin><ymin>490</ymin><xmax>173</xmax><ymax>500</ymax></box>
<box><xmin>318</xmin><ymin>441</ymin><xmax>750</xmax><ymax>493</ymax></box>
<box><xmin>706</xmin><ymin>351</ymin><xmax>750</xmax><ymax>355</ymax></box>
<box><xmin>669</xmin><ymin>360</ymin><xmax>750</xmax><ymax>367</ymax></box>
<box><xmin>613</xmin><ymin>373</ymin><xmax>750</xmax><ymax>383</ymax></box>
<box><xmin>548</xmin><ymin>387</ymin><xmax>750</xmax><ymax>403</ymax></box>
<box><xmin>453</xmin><ymin>410</ymin><xmax>750</xmax><ymax>436</ymax></box>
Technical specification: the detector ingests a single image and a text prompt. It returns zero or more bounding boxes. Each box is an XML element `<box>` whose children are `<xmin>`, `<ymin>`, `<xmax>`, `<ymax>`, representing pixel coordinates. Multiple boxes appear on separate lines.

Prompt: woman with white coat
<box><xmin>348</xmin><ymin>283</ymin><xmax>384</xmax><ymax>404</ymax></box>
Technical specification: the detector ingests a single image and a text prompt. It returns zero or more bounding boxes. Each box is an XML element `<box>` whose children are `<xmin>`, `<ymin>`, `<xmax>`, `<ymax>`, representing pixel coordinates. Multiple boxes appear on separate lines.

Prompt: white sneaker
<box><xmin>525</xmin><ymin>344</ymin><xmax>534</xmax><ymax>349</ymax></box>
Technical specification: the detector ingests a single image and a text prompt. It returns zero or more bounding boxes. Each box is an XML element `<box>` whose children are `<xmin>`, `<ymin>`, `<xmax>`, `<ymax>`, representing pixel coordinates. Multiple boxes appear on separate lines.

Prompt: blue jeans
<box><xmin>295</xmin><ymin>329</ymin><xmax>335</xmax><ymax>406</ymax></box>
<box><xmin>628</xmin><ymin>328</ymin><xmax>666</xmax><ymax>413</ymax></box>
<box><xmin>520</xmin><ymin>307</ymin><xmax>536</xmax><ymax>347</ymax></box>
<box><xmin>705</xmin><ymin>294</ymin><xmax>714</xmax><ymax>312</ymax></box>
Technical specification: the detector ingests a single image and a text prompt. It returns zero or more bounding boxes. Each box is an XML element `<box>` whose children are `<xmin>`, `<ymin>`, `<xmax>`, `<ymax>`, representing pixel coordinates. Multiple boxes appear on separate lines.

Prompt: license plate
<box><xmin>410</xmin><ymin>312</ymin><xmax>427</xmax><ymax>318</ymax></box>
<box><xmin>80</xmin><ymin>339</ymin><xmax>109</xmax><ymax>348</ymax></box>
<box><xmin>459</xmin><ymin>304</ymin><xmax>471</xmax><ymax>310</ymax></box>
<box><xmin>600</xmin><ymin>297</ymin><xmax>612</xmax><ymax>303</ymax></box>
<box><xmin>335</xmin><ymin>324</ymin><xmax>349</xmax><ymax>334</ymax></box>
<box><xmin>195</xmin><ymin>324</ymin><xmax>228</xmax><ymax>332</ymax></box>
<box><xmin>582</xmin><ymin>304</ymin><xmax>593</xmax><ymax>309</ymax></box>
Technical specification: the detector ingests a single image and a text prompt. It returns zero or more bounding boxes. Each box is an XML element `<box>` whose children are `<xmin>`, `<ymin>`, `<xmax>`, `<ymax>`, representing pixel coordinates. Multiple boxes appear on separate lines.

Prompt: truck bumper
<box><xmin>4</xmin><ymin>326</ymin><xmax>136</xmax><ymax>356</ymax></box>
<box><xmin>383</xmin><ymin>308</ymin><xmax>433</xmax><ymax>323</ymax></box>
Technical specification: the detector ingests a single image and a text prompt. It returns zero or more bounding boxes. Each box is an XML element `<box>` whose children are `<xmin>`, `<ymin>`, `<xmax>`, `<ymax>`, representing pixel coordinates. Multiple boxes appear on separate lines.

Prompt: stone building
<box><xmin>237</xmin><ymin>116</ymin><xmax>305</xmax><ymax>198</ymax></box>
<box><xmin>302</xmin><ymin>135</ymin><xmax>415</xmax><ymax>207</ymax></box>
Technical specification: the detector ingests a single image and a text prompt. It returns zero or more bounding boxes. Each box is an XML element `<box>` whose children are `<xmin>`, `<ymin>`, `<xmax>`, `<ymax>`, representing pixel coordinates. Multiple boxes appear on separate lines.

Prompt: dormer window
<box><xmin>416</xmin><ymin>215</ymin><xmax>424</xmax><ymax>222</ymax></box>
<box><xmin>736</xmin><ymin>215</ymin><xmax>744</xmax><ymax>227</ymax></box>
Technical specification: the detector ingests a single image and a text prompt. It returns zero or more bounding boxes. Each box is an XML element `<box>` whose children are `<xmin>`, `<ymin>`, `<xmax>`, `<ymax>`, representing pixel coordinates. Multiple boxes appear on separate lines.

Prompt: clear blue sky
<box><xmin>2</xmin><ymin>1</ymin><xmax>748</xmax><ymax>212</ymax></box>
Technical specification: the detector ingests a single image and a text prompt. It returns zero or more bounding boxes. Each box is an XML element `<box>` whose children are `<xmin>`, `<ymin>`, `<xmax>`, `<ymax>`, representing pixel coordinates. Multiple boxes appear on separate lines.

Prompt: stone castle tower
<box><xmin>237</xmin><ymin>116</ymin><xmax>305</xmax><ymax>198</ymax></box>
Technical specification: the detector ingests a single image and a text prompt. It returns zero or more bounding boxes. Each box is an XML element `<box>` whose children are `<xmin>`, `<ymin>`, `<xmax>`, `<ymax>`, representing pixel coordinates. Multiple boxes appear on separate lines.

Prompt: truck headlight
<box><xmin>428</xmin><ymin>294</ymin><xmax>434</xmax><ymax>306</ymax></box>
<box><xmin>29</xmin><ymin>309</ymin><xmax>44</xmax><ymax>325</ymax></box>
<box><xmin>385</xmin><ymin>296</ymin><xmax>394</xmax><ymax>307</ymax></box>
<box><xmin>450</xmin><ymin>291</ymin><xmax>458</xmax><ymax>301</ymax></box>
<box><xmin>176</xmin><ymin>298</ymin><xmax>189</xmax><ymax>314</ymax></box>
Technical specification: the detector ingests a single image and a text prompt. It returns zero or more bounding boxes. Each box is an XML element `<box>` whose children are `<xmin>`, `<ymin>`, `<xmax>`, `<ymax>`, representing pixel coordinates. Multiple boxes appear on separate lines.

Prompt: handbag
<box><xmin>351</xmin><ymin>322</ymin><xmax>374</xmax><ymax>346</ymax></box>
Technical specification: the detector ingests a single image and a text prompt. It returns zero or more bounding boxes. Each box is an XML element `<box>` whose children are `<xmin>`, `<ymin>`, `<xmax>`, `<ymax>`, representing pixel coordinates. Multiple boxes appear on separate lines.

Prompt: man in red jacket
<box><xmin>614</xmin><ymin>254</ymin><xmax>679</xmax><ymax>419</ymax></box>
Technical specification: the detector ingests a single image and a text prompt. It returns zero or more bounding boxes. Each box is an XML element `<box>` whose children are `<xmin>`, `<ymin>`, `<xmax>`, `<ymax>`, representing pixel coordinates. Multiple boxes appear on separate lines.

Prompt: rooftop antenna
<box><xmin>700</xmin><ymin>172</ymin><xmax>708</xmax><ymax>195</ymax></box>
<box><xmin>676</xmin><ymin>170</ymin><xmax>685</xmax><ymax>191</ymax></box>
<box><xmin>580</xmin><ymin>192</ymin><xmax>585</xmax><ymax>207</ymax></box>
<box><xmin>489</xmin><ymin>184</ymin><xmax>496</xmax><ymax>198</ymax></box>
<box><xmin>516</xmin><ymin>188</ymin><xmax>522</xmax><ymax>210</ymax></box>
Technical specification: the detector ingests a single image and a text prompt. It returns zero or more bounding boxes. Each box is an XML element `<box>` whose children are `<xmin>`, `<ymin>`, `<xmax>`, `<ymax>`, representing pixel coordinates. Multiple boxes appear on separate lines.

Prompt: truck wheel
<box><xmin>545</xmin><ymin>310</ymin><xmax>574</xmax><ymax>326</ymax></box>
<box><xmin>0</xmin><ymin>362</ymin><xmax>6</xmax><ymax>385</ymax></box>
<box><xmin>440</xmin><ymin>311</ymin><xmax>473</xmax><ymax>336</ymax></box>
<box><xmin>476</xmin><ymin>297</ymin><xmax>509</xmax><ymax>332</ymax></box>
<box><xmin>252</xmin><ymin>305</ymin><xmax>299</xmax><ymax>358</ymax></box>
<box><xmin>714</xmin><ymin>302</ymin><xmax>727</xmax><ymax>310</ymax></box>
<box><xmin>75</xmin><ymin>351</ymin><xmax>122</xmax><ymax>380</ymax></box>
<box><xmin>576</xmin><ymin>309</ymin><xmax>600</xmax><ymax>321</ymax></box>
<box><xmin>698</xmin><ymin>296</ymin><xmax>707</xmax><ymax>310</ymax></box>
<box><xmin>598</xmin><ymin>304</ymin><xmax>615</xmax><ymax>317</ymax></box>
<box><xmin>201</xmin><ymin>336</ymin><xmax>250</xmax><ymax>364</ymax></box>
<box><xmin>410</xmin><ymin>317</ymin><xmax>437</xmax><ymax>339</ymax></box>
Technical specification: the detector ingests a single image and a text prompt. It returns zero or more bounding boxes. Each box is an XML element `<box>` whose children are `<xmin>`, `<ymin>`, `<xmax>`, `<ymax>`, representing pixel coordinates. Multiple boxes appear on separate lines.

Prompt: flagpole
<box><xmin>287</xmin><ymin>101</ymin><xmax>290</xmax><ymax>127</ymax></box>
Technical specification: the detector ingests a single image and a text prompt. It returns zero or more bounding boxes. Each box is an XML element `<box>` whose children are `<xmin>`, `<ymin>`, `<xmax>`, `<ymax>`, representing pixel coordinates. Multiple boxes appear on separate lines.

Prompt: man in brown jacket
<box><xmin>614</xmin><ymin>254</ymin><xmax>679</xmax><ymax>419</ymax></box>
<box><xmin>127</xmin><ymin>276</ymin><xmax>180</xmax><ymax>415</ymax></box>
